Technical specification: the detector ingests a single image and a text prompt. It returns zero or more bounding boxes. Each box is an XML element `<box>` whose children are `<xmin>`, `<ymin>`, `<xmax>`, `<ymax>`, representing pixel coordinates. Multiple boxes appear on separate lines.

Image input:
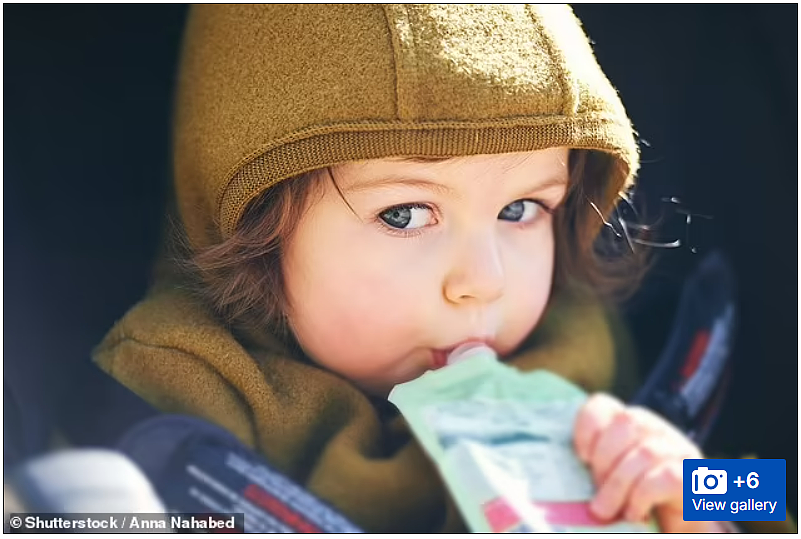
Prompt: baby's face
<box><xmin>282</xmin><ymin>148</ymin><xmax>569</xmax><ymax>396</ymax></box>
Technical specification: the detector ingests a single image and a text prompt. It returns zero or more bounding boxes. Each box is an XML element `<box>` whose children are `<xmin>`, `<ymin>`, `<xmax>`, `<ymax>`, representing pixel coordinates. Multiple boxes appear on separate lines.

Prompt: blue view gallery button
<box><xmin>683</xmin><ymin>459</ymin><xmax>786</xmax><ymax>521</ymax></box>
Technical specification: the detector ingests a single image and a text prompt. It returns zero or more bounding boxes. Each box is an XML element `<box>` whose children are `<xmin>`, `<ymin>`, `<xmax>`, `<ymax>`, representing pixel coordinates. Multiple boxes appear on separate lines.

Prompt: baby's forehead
<box><xmin>343</xmin><ymin>149</ymin><xmax>569</xmax><ymax>174</ymax></box>
<box><xmin>331</xmin><ymin>149</ymin><xmax>570</xmax><ymax>193</ymax></box>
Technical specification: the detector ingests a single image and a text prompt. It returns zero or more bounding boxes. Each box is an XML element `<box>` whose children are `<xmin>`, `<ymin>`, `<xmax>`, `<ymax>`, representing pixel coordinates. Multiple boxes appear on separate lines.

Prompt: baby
<box><xmin>96</xmin><ymin>5</ymin><xmax>726</xmax><ymax>532</ymax></box>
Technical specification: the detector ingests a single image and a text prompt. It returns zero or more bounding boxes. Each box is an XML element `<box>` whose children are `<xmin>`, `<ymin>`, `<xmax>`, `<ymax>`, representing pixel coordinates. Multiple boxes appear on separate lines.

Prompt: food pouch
<box><xmin>388</xmin><ymin>345</ymin><xmax>658</xmax><ymax>533</ymax></box>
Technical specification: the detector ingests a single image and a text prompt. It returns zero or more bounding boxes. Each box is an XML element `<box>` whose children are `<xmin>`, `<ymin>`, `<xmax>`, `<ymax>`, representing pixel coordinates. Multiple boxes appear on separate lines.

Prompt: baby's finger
<box><xmin>589</xmin><ymin>438</ymin><xmax>659</xmax><ymax>521</ymax></box>
<box><xmin>588</xmin><ymin>407</ymin><xmax>650</xmax><ymax>484</ymax></box>
<box><xmin>573</xmin><ymin>393</ymin><xmax>625</xmax><ymax>463</ymax></box>
<box><xmin>624</xmin><ymin>459</ymin><xmax>684</xmax><ymax>522</ymax></box>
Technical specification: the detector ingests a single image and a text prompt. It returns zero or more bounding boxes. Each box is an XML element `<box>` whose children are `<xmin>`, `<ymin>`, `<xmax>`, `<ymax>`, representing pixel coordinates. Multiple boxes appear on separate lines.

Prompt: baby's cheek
<box><xmin>290</xmin><ymin>281</ymin><xmax>417</xmax><ymax>376</ymax></box>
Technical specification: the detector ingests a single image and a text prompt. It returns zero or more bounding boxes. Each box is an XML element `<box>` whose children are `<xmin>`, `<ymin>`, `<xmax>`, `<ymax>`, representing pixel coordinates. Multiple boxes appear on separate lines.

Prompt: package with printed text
<box><xmin>389</xmin><ymin>348</ymin><xmax>658</xmax><ymax>533</ymax></box>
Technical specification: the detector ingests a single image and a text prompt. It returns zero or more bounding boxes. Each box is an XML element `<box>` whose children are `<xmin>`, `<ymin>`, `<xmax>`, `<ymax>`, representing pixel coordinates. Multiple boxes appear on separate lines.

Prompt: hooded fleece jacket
<box><xmin>94</xmin><ymin>4</ymin><xmax>653</xmax><ymax>532</ymax></box>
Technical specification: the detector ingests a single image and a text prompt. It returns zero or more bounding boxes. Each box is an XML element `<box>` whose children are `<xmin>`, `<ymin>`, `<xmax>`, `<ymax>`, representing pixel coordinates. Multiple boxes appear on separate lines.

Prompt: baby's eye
<box><xmin>379</xmin><ymin>203</ymin><xmax>433</xmax><ymax>230</ymax></box>
<box><xmin>498</xmin><ymin>199</ymin><xmax>541</xmax><ymax>223</ymax></box>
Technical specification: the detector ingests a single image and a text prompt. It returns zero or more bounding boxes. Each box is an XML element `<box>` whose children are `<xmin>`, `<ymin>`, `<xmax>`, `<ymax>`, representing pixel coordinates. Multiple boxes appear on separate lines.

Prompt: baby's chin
<box><xmin>354</xmin><ymin>372</ymin><xmax>424</xmax><ymax>400</ymax></box>
<box><xmin>351</xmin><ymin>344</ymin><xmax>522</xmax><ymax>399</ymax></box>
<box><xmin>321</xmin><ymin>340</ymin><xmax>523</xmax><ymax>399</ymax></box>
<box><xmin>350</xmin><ymin>361</ymin><xmax>433</xmax><ymax>399</ymax></box>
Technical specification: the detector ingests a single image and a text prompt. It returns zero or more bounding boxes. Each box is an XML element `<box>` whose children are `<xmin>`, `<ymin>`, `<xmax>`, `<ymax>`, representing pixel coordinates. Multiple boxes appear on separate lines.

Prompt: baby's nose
<box><xmin>442</xmin><ymin>236</ymin><xmax>505</xmax><ymax>305</ymax></box>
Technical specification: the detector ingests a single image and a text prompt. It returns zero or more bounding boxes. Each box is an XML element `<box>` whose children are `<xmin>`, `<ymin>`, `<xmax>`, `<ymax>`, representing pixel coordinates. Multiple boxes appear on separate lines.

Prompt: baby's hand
<box><xmin>573</xmin><ymin>393</ymin><xmax>726</xmax><ymax>533</ymax></box>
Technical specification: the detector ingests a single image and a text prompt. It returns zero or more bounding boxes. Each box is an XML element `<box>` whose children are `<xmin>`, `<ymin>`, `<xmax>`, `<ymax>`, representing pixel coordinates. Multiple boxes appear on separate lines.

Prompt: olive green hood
<box><xmin>173</xmin><ymin>4</ymin><xmax>638</xmax><ymax>249</ymax></box>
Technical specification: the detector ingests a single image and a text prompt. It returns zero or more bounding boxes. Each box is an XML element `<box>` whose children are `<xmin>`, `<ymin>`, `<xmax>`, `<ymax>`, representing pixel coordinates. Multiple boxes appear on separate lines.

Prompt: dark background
<box><xmin>5</xmin><ymin>5</ymin><xmax>797</xmax><ymax>516</ymax></box>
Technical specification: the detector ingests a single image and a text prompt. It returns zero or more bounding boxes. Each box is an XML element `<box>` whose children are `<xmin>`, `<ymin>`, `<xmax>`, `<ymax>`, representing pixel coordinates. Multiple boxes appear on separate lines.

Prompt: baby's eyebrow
<box><xmin>517</xmin><ymin>176</ymin><xmax>569</xmax><ymax>193</ymax></box>
<box><xmin>343</xmin><ymin>174</ymin><xmax>568</xmax><ymax>196</ymax></box>
<box><xmin>343</xmin><ymin>177</ymin><xmax>455</xmax><ymax>195</ymax></box>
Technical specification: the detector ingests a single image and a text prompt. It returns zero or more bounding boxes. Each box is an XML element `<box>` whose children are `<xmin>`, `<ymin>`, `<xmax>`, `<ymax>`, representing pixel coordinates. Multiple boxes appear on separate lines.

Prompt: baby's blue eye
<box><xmin>499</xmin><ymin>199</ymin><xmax>540</xmax><ymax>222</ymax></box>
<box><xmin>379</xmin><ymin>204</ymin><xmax>432</xmax><ymax>229</ymax></box>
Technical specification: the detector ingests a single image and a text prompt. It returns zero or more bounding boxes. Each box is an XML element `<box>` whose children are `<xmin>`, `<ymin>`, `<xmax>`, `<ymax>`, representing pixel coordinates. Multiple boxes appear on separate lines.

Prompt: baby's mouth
<box><xmin>431</xmin><ymin>339</ymin><xmax>493</xmax><ymax>370</ymax></box>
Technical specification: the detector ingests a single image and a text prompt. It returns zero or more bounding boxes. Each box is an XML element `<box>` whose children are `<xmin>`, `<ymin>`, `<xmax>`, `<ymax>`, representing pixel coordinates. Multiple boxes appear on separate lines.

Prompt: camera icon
<box><xmin>692</xmin><ymin>467</ymin><xmax>728</xmax><ymax>494</ymax></box>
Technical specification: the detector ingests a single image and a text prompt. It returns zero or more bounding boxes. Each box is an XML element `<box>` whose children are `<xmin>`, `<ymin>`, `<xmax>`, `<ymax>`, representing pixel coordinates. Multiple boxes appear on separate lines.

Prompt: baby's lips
<box><xmin>446</xmin><ymin>342</ymin><xmax>496</xmax><ymax>366</ymax></box>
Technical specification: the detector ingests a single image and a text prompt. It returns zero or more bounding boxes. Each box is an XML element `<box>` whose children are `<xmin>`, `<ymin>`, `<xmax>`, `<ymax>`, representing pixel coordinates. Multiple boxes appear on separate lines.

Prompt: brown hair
<box><xmin>553</xmin><ymin>150</ymin><xmax>649</xmax><ymax>297</ymax></box>
<box><xmin>192</xmin><ymin>171</ymin><xmax>324</xmax><ymax>336</ymax></box>
<box><xmin>192</xmin><ymin>150</ymin><xmax>647</xmax><ymax>335</ymax></box>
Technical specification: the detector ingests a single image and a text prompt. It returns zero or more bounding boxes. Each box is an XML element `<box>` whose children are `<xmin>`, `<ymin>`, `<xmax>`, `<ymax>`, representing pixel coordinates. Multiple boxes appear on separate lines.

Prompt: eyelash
<box><xmin>375</xmin><ymin>199</ymin><xmax>555</xmax><ymax>238</ymax></box>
